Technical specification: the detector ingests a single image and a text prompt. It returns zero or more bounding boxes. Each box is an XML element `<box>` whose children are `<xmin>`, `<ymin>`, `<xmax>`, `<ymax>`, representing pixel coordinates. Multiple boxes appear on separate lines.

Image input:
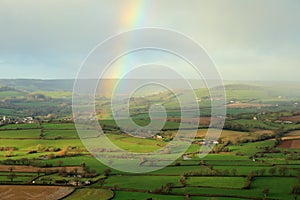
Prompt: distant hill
<box><xmin>0</xmin><ymin>79</ymin><xmax>300</xmax><ymax>99</ymax></box>
<box><xmin>0</xmin><ymin>79</ymin><xmax>74</xmax><ymax>92</ymax></box>
<box><xmin>0</xmin><ymin>86</ymin><xmax>28</xmax><ymax>99</ymax></box>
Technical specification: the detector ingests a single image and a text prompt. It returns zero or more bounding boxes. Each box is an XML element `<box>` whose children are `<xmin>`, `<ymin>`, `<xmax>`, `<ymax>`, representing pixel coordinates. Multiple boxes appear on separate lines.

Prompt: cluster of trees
<box><xmin>56</xmin><ymin>146</ymin><xmax>82</xmax><ymax>158</ymax></box>
<box><xmin>183</xmin><ymin>167</ymin><xmax>238</xmax><ymax>177</ymax></box>
<box><xmin>58</xmin><ymin>165</ymin><xmax>98</xmax><ymax>179</ymax></box>
<box><xmin>0</xmin><ymin>146</ymin><xmax>17</xmax><ymax>151</ymax></box>
<box><xmin>178</xmin><ymin>175</ymin><xmax>187</xmax><ymax>186</ymax></box>
<box><xmin>286</xmin><ymin>152</ymin><xmax>300</xmax><ymax>160</ymax></box>
<box><xmin>27</xmin><ymin>144</ymin><xmax>61</xmax><ymax>155</ymax></box>
<box><xmin>153</xmin><ymin>182</ymin><xmax>175</xmax><ymax>194</ymax></box>
<box><xmin>243</xmin><ymin>171</ymin><xmax>254</xmax><ymax>189</ymax></box>
<box><xmin>211</xmin><ymin>142</ymin><xmax>230</xmax><ymax>153</ymax></box>
<box><xmin>2</xmin><ymin>158</ymin><xmax>31</xmax><ymax>165</ymax></box>
<box><xmin>291</xmin><ymin>185</ymin><xmax>300</xmax><ymax>199</ymax></box>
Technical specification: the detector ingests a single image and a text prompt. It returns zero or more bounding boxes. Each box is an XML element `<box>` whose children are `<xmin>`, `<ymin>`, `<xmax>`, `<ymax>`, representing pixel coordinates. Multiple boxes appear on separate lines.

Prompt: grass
<box><xmin>228</xmin><ymin>140</ymin><xmax>275</xmax><ymax>155</ymax></box>
<box><xmin>42</xmin><ymin>123</ymin><xmax>76</xmax><ymax>130</ymax></box>
<box><xmin>100</xmin><ymin>118</ymin><xmax>185</xmax><ymax>130</ymax></box>
<box><xmin>114</xmin><ymin>191</ymin><xmax>184</xmax><ymax>200</ymax></box>
<box><xmin>36</xmin><ymin>91</ymin><xmax>72</xmax><ymax>99</ymax></box>
<box><xmin>202</xmin><ymin>154</ymin><xmax>249</xmax><ymax>161</ymax></box>
<box><xmin>0</xmin><ymin>129</ymin><xmax>40</xmax><ymax>139</ymax></box>
<box><xmin>0</xmin><ymin>174</ymin><xmax>35</xmax><ymax>182</ymax></box>
<box><xmin>0</xmin><ymin>123</ymin><xmax>40</xmax><ymax>130</ymax></box>
<box><xmin>194</xmin><ymin>128</ymin><xmax>275</xmax><ymax>146</ymax></box>
<box><xmin>63</xmin><ymin>188</ymin><xmax>113</xmax><ymax>200</ymax></box>
<box><xmin>106</xmin><ymin>134</ymin><xmax>166</xmax><ymax>153</ymax></box>
<box><xmin>212</xmin><ymin>166</ymin><xmax>270</xmax><ymax>176</ymax></box>
<box><xmin>40</xmin><ymin>156</ymin><xmax>114</xmax><ymax>174</ymax></box>
<box><xmin>43</xmin><ymin>130</ymin><xmax>79</xmax><ymax>139</ymax></box>
<box><xmin>35</xmin><ymin>173</ymin><xmax>103</xmax><ymax>184</ymax></box>
<box><xmin>186</xmin><ymin>177</ymin><xmax>246</xmax><ymax>189</ymax></box>
<box><xmin>230</xmin><ymin>119</ymin><xmax>276</xmax><ymax>130</ymax></box>
<box><xmin>150</xmin><ymin>166</ymin><xmax>206</xmax><ymax>175</ymax></box>
<box><xmin>104</xmin><ymin>175</ymin><xmax>180</xmax><ymax>190</ymax></box>
<box><xmin>0</xmin><ymin>90</ymin><xmax>26</xmax><ymax>98</ymax></box>
<box><xmin>172</xmin><ymin>187</ymin><xmax>259</xmax><ymax>199</ymax></box>
<box><xmin>250</xmin><ymin>177</ymin><xmax>298</xmax><ymax>199</ymax></box>
<box><xmin>0</xmin><ymin>122</ymin><xmax>298</xmax><ymax>199</ymax></box>
<box><xmin>0</xmin><ymin>139</ymin><xmax>84</xmax><ymax>152</ymax></box>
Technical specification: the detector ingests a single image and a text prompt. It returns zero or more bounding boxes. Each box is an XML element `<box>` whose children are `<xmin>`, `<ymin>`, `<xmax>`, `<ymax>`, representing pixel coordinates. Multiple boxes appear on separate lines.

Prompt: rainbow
<box><xmin>100</xmin><ymin>1</ymin><xmax>150</xmax><ymax>98</ymax></box>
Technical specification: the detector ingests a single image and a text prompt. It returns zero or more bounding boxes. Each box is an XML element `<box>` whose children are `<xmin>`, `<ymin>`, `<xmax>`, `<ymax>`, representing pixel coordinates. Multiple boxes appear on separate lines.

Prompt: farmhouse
<box><xmin>202</xmin><ymin>140</ymin><xmax>219</xmax><ymax>145</ymax></box>
<box><xmin>274</xmin><ymin>120</ymin><xmax>293</xmax><ymax>124</ymax></box>
<box><xmin>182</xmin><ymin>154</ymin><xmax>191</xmax><ymax>160</ymax></box>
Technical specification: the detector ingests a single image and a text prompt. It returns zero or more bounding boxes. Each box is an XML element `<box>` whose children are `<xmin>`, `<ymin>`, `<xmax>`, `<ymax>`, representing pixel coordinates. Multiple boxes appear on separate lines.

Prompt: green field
<box><xmin>63</xmin><ymin>188</ymin><xmax>113</xmax><ymax>200</ymax></box>
<box><xmin>0</xmin><ymin>129</ymin><xmax>40</xmax><ymax>139</ymax></box>
<box><xmin>1</xmin><ymin>82</ymin><xmax>300</xmax><ymax>199</ymax></box>
<box><xmin>186</xmin><ymin>177</ymin><xmax>246</xmax><ymax>189</ymax></box>
<box><xmin>104</xmin><ymin>175</ymin><xmax>181</xmax><ymax>190</ymax></box>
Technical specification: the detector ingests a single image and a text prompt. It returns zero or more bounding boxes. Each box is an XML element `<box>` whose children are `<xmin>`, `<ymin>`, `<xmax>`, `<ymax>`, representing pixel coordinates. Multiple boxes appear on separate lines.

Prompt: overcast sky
<box><xmin>0</xmin><ymin>0</ymin><xmax>299</xmax><ymax>81</ymax></box>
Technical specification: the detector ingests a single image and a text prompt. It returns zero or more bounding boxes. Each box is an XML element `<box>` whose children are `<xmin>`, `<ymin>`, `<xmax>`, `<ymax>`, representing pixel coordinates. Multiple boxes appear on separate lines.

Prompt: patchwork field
<box><xmin>0</xmin><ymin>120</ymin><xmax>299</xmax><ymax>199</ymax></box>
<box><xmin>63</xmin><ymin>188</ymin><xmax>113</xmax><ymax>200</ymax></box>
<box><xmin>278</xmin><ymin>139</ymin><xmax>300</xmax><ymax>149</ymax></box>
<box><xmin>0</xmin><ymin>185</ymin><xmax>74</xmax><ymax>200</ymax></box>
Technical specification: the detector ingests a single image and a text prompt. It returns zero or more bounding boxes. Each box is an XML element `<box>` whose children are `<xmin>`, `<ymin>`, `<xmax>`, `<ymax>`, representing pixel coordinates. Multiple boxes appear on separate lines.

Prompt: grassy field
<box><xmin>0</xmin><ymin>122</ymin><xmax>298</xmax><ymax>199</ymax></box>
<box><xmin>0</xmin><ymin>123</ymin><xmax>40</xmax><ymax>130</ymax></box>
<box><xmin>0</xmin><ymin>129</ymin><xmax>40</xmax><ymax>139</ymax></box>
<box><xmin>107</xmin><ymin>134</ymin><xmax>165</xmax><ymax>153</ymax></box>
<box><xmin>113</xmin><ymin>191</ymin><xmax>184</xmax><ymax>200</ymax></box>
<box><xmin>63</xmin><ymin>188</ymin><xmax>113</xmax><ymax>200</ymax></box>
<box><xmin>251</xmin><ymin>177</ymin><xmax>298</xmax><ymax>199</ymax></box>
<box><xmin>43</xmin><ymin>129</ymin><xmax>79</xmax><ymax>139</ymax></box>
<box><xmin>0</xmin><ymin>185</ymin><xmax>74</xmax><ymax>200</ymax></box>
<box><xmin>104</xmin><ymin>175</ymin><xmax>181</xmax><ymax>190</ymax></box>
<box><xmin>186</xmin><ymin>177</ymin><xmax>246</xmax><ymax>189</ymax></box>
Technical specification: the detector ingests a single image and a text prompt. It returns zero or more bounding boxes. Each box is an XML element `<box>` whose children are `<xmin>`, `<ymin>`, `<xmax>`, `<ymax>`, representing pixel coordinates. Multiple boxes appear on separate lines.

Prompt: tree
<box><xmin>231</xmin><ymin>168</ymin><xmax>237</xmax><ymax>176</ymax></box>
<box><xmin>223</xmin><ymin>169</ymin><xmax>230</xmax><ymax>176</ymax></box>
<box><xmin>37</xmin><ymin>169</ymin><xmax>42</xmax><ymax>177</ymax></box>
<box><xmin>262</xmin><ymin>188</ymin><xmax>269</xmax><ymax>197</ymax></box>
<box><xmin>185</xmin><ymin>194</ymin><xmax>191</xmax><ymax>200</ymax></box>
<box><xmin>260</xmin><ymin>169</ymin><xmax>266</xmax><ymax>176</ymax></box>
<box><xmin>269</xmin><ymin>167</ymin><xmax>276</xmax><ymax>176</ymax></box>
<box><xmin>163</xmin><ymin>182</ymin><xmax>174</xmax><ymax>193</ymax></box>
<box><xmin>7</xmin><ymin>172</ymin><xmax>16</xmax><ymax>182</ymax></box>
<box><xmin>7</xmin><ymin>167</ymin><xmax>16</xmax><ymax>182</ymax></box>
<box><xmin>80</xmin><ymin>162</ymin><xmax>86</xmax><ymax>168</ymax></box>
<box><xmin>20</xmin><ymin>158</ymin><xmax>29</xmax><ymax>165</ymax></box>
<box><xmin>37</xmin><ymin>144</ymin><xmax>43</xmax><ymax>151</ymax></box>
<box><xmin>179</xmin><ymin>176</ymin><xmax>187</xmax><ymax>186</ymax></box>
<box><xmin>39</xmin><ymin>129</ymin><xmax>44</xmax><ymax>139</ymax></box>
<box><xmin>57</xmin><ymin>160</ymin><xmax>63</xmax><ymax>167</ymax></box>
<box><xmin>73</xmin><ymin>168</ymin><xmax>80</xmax><ymax>186</ymax></box>
<box><xmin>279</xmin><ymin>167</ymin><xmax>288</xmax><ymax>176</ymax></box>
<box><xmin>103</xmin><ymin>169</ymin><xmax>112</xmax><ymax>177</ymax></box>
<box><xmin>98</xmin><ymin>178</ymin><xmax>105</xmax><ymax>186</ymax></box>
<box><xmin>291</xmin><ymin>185</ymin><xmax>300</xmax><ymax>200</ymax></box>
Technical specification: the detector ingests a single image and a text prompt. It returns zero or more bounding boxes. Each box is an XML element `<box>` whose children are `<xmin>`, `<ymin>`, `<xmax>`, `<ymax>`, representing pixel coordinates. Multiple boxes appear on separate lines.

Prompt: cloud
<box><xmin>0</xmin><ymin>0</ymin><xmax>299</xmax><ymax>80</ymax></box>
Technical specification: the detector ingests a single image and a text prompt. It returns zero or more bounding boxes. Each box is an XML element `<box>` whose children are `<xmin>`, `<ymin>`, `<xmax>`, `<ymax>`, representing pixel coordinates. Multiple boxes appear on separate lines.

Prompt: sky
<box><xmin>0</xmin><ymin>0</ymin><xmax>300</xmax><ymax>81</ymax></box>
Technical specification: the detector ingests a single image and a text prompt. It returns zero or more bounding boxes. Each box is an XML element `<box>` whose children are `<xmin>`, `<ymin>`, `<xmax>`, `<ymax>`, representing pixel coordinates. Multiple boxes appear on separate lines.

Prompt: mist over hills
<box><xmin>1</xmin><ymin>79</ymin><xmax>300</xmax><ymax>96</ymax></box>
<box><xmin>0</xmin><ymin>79</ymin><xmax>209</xmax><ymax>92</ymax></box>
